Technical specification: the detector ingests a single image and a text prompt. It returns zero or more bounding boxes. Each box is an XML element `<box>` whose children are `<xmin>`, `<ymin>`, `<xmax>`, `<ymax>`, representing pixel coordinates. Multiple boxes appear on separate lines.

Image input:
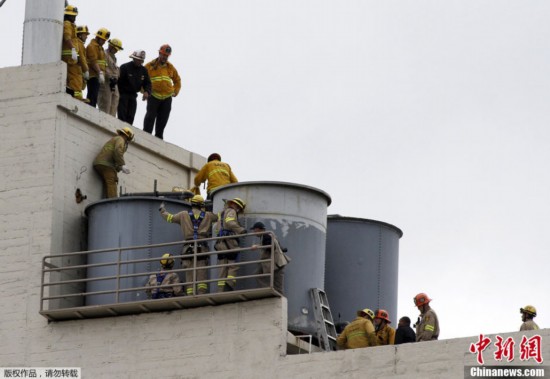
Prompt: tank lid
<box><xmin>210</xmin><ymin>181</ymin><xmax>332</xmax><ymax>206</ymax></box>
<box><xmin>85</xmin><ymin>196</ymin><xmax>190</xmax><ymax>216</ymax></box>
<box><xmin>328</xmin><ymin>214</ymin><xmax>403</xmax><ymax>238</ymax></box>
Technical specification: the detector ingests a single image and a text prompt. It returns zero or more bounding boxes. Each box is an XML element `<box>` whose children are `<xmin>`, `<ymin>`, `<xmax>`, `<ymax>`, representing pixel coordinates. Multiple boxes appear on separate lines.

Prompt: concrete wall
<box><xmin>278</xmin><ymin>328</ymin><xmax>550</xmax><ymax>378</ymax></box>
<box><xmin>1</xmin><ymin>62</ymin><xmax>548</xmax><ymax>379</ymax></box>
<box><xmin>0</xmin><ymin>62</ymin><xmax>205</xmax><ymax>359</ymax></box>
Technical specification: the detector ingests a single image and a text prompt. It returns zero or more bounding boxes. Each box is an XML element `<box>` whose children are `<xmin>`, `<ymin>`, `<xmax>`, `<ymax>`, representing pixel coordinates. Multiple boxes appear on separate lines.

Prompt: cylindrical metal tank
<box><xmin>85</xmin><ymin>197</ymin><xmax>191</xmax><ymax>305</ymax></box>
<box><xmin>325</xmin><ymin>215</ymin><xmax>402</xmax><ymax>326</ymax></box>
<box><xmin>211</xmin><ymin>181</ymin><xmax>331</xmax><ymax>335</ymax></box>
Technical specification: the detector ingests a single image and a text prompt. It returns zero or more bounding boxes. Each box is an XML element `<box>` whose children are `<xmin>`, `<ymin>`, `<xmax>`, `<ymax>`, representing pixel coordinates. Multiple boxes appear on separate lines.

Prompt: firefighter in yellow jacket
<box><xmin>143</xmin><ymin>44</ymin><xmax>181</xmax><ymax>140</ymax></box>
<box><xmin>337</xmin><ymin>308</ymin><xmax>378</xmax><ymax>349</ymax></box>
<box><xmin>93</xmin><ymin>127</ymin><xmax>133</xmax><ymax>198</ymax></box>
<box><xmin>193</xmin><ymin>153</ymin><xmax>238</xmax><ymax>199</ymax></box>
<box><xmin>414</xmin><ymin>292</ymin><xmax>440</xmax><ymax>341</ymax></box>
<box><xmin>159</xmin><ymin>195</ymin><xmax>218</xmax><ymax>295</ymax></box>
<box><xmin>215</xmin><ymin>198</ymin><xmax>246</xmax><ymax>292</ymax></box>
<box><xmin>373</xmin><ymin>309</ymin><xmax>396</xmax><ymax>345</ymax></box>
<box><xmin>61</xmin><ymin>5</ymin><xmax>84</xmax><ymax>100</ymax></box>
<box><xmin>75</xmin><ymin>25</ymin><xmax>90</xmax><ymax>96</ymax></box>
<box><xmin>86</xmin><ymin>28</ymin><xmax>110</xmax><ymax>107</ymax></box>
<box><xmin>519</xmin><ymin>305</ymin><xmax>539</xmax><ymax>331</ymax></box>
<box><xmin>145</xmin><ymin>254</ymin><xmax>183</xmax><ymax>299</ymax></box>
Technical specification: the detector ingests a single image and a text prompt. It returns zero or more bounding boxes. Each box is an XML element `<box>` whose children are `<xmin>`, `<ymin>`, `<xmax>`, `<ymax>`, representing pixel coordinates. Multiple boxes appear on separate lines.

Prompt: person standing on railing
<box><xmin>214</xmin><ymin>198</ymin><xmax>247</xmax><ymax>292</ymax></box>
<box><xmin>159</xmin><ymin>195</ymin><xmax>218</xmax><ymax>295</ymax></box>
<box><xmin>145</xmin><ymin>253</ymin><xmax>182</xmax><ymax>299</ymax></box>
<box><xmin>250</xmin><ymin>222</ymin><xmax>290</xmax><ymax>294</ymax></box>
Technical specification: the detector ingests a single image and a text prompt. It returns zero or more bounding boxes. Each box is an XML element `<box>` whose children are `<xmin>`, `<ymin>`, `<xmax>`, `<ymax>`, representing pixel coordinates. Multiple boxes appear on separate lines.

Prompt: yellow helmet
<box><xmin>191</xmin><ymin>195</ymin><xmax>205</xmax><ymax>206</ymax></box>
<box><xmin>109</xmin><ymin>38</ymin><xmax>123</xmax><ymax>51</ymax></box>
<box><xmin>95</xmin><ymin>28</ymin><xmax>111</xmax><ymax>41</ymax></box>
<box><xmin>64</xmin><ymin>5</ymin><xmax>78</xmax><ymax>16</ymax></box>
<box><xmin>520</xmin><ymin>305</ymin><xmax>537</xmax><ymax>317</ymax></box>
<box><xmin>116</xmin><ymin>127</ymin><xmax>134</xmax><ymax>141</ymax></box>
<box><xmin>357</xmin><ymin>308</ymin><xmax>375</xmax><ymax>320</ymax></box>
<box><xmin>228</xmin><ymin>197</ymin><xmax>246</xmax><ymax>211</ymax></box>
<box><xmin>160</xmin><ymin>253</ymin><xmax>174</xmax><ymax>268</ymax></box>
<box><xmin>76</xmin><ymin>25</ymin><xmax>89</xmax><ymax>35</ymax></box>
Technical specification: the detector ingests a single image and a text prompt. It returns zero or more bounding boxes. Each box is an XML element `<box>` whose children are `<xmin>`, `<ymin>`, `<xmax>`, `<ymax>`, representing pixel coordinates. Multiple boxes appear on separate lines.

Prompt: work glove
<box><xmin>99</xmin><ymin>72</ymin><xmax>105</xmax><ymax>85</ymax></box>
<box><xmin>121</xmin><ymin>165</ymin><xmax>130</xmax><ymax>174</ymax></box>
<box><xmin>83</xmin><ymin>71</ymin><xmax>89</xmax><ymax>81</ymax></box>
<box><xmin>71</xmin><ymin>48</ymin><xmax>78</xmax><ymax>61</ymax></box>
<box><xmin>159</xmin><ymin>202</ymin><xmax>166</xmax><ymax>212</ymax></box>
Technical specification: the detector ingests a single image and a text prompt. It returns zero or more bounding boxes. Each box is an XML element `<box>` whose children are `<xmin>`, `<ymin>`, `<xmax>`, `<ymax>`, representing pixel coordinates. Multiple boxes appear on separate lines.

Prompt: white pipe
<box><xmin>22</xmin><ymin>0</ymin><xmax>65</xmax><ymax>65</ymax></box>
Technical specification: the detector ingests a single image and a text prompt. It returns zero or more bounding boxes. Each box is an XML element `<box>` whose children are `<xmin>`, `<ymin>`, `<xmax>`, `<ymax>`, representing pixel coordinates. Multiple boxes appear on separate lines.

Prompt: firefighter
<box><xmin>98</xmin><ymin>38</ymin><xmax>123</xmax><ymax>116</ymax></box>
<box><xmin>250</xmin><ymin>221</ymin><xmax>290</xmax><ymax>294</ymax></box>
<box><xmin>414</xmin><ymin>292</ymin><xmax>440</xmax><ymax>341</ymax></box>
<box><xmin>159</xmin><ymin>195</ymin><xmax>218</xmax><ymax>295</ymax></box>
<box><xmin>192</xmin><ymin>153</ymin><xmax>238</xmax><ymax>199</ymax></box>
<box><xmin>520</xmin><ymin>305</ymin><xmax>539</xmax><ymax>331</ymax></box>
<box><xmin>92</xmin><ymin>126</ymin><xmax>133</xmax><ymax>198</ymax></box>
<box><xmin>145</xmin><ymin>254</ymin><xmax>183</xmax><ymax>299</ymax></box>
<box><xmin>373</xmin><ymin>309</ymin><xmax>396</xmax><ymax>345</ymax></box>
<box><xmin>336</xmin><ymin>308</ymin><xmax>378</xmax><ymax>349</ymax></box>
<box><xmin>143</xmin><ymin>44</ymin><xmax>181</xmax><ymax>140</ymax></box>
<box><xmin>117</xmin><ymin>50</ymin><xmax>151</xmax><ymax>125</ymax></box>
<box><xmin>86</xmin><ymin>27</ymin><xmax>110</xmax><ymax>107</ymax></box>
<box><xmin>215</xmin><ymin>198</ymin><xmax>247</xmax><ymax>292</ymax></box>
<box><xmin>61</xmin><ymin>5</ymin><xmax>84</xmax><ymax>100</ymax></box>
<box><xmin>75</xmin><ymin>25</ymin><xmax>90</xmax><ymax>97</ymax></box>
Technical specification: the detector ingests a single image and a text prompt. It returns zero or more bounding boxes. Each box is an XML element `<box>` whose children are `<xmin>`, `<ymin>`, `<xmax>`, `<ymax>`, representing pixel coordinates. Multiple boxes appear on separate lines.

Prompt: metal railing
<box><xmin>40</xmin><ymin>231</ymin><xmax>282</xmax><ymax>320</ymax></box>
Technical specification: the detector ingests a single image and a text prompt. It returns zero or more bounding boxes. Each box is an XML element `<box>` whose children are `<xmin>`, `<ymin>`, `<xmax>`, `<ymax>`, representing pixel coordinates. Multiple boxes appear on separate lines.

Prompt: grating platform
<box><xmin>40</xmin><ymin>287</ymin><xmax>281</xmax><ymax>322</ymax></box>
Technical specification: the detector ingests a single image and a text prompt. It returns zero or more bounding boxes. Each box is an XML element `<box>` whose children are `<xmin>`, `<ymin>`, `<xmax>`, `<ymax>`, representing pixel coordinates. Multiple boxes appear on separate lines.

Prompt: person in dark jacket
<box><xmin>117</xmin><ymin>50</ymin><xmax>152</xmax><ymax>125</ymax></box>
<box><xmin>394</xmin><ymin>316</ymin><xmax>416</xmax><ymax>344</ymax></box>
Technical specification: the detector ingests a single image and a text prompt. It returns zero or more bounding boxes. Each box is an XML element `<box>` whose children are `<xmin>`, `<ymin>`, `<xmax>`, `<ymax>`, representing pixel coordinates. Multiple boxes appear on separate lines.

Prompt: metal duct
<box><xmin>22</xmin><ymin>0</ymin><xmax>64</xmax><ymax>64</ymax></box>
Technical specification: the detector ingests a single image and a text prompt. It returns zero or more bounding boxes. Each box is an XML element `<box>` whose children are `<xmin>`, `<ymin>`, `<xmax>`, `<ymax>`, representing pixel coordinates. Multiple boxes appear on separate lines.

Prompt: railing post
<box><xmin>116</xmin><ymin>248</ymin><xmax>122</xmax><ymax>303</ymax></box>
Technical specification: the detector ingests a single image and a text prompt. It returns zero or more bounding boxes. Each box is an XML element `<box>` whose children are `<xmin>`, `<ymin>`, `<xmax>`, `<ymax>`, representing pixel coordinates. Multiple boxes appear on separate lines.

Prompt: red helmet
<box><xmin>159</xmin><ymin>44</ymin><xmax>172</xmax><ymax>56</ymax></box>
<box><xmin>374</xmin><ymin>309</ymin><xmax>391</xmax><ymax>323</ymax></box>
<box><xmin>414</xmin><ymin>293</ymin><xmax>431</xmax><ymax>307</ymax></box>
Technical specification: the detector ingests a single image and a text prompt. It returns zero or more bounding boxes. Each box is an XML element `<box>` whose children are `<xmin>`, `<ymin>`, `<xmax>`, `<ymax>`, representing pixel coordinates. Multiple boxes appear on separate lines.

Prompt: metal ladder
<box><xmin>310</xmin><ymin>288</ymin><xmax>337</xmax><ymax>351</ymax></box>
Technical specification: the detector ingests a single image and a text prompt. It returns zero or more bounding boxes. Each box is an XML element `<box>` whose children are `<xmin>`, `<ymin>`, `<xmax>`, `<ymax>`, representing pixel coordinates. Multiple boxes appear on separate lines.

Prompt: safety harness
<box><xmin>184</xmin><ymin>210</ymin><xmax>208</xmax><ymax>259</ymax></box>
<box><xmin>152</xmin><ymin>272</ymin><xmax>173</xmax><ymax>299</ymax></box>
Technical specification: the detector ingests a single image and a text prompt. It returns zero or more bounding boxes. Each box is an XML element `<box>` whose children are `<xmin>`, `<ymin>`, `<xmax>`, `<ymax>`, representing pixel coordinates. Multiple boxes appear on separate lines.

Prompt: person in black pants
<box><xmin>117</xmin><ymin>50</ymin><xmax>151</xmax><ymax>125</ymax></box>
<box><xmin>143</xmin><ymin>44</ymin><xmax>181</xmax><ymax>140</ymax></box>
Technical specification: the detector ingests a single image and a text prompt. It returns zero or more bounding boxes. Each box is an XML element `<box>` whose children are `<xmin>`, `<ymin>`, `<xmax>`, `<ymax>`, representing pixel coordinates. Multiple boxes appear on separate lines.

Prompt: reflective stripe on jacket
<box><xmin>336</xmin><ymin>317</ymin><xmax>378</xmax><ymax>349</ymax></box>
<box><xmin>145</xmin><ymin>59</ymin><xmax>181</xmax><ymax>100</ymax></box>
<box><xmin>194</xmin><ymin>160</ymin><xmax>238</xmax><ymax>193</ymax></box>
<box><xmin>86</xmin><ymin>39</ymin><xmax>107</xmax><ymax>77</ymax></box>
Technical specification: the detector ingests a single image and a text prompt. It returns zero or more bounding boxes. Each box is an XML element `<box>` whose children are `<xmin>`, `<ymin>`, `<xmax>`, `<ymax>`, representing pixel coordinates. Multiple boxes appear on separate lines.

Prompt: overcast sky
<box><xmin>2</xmin><ymin>1</ymin><xmax>549</xmax><ymax>340</ymax></box>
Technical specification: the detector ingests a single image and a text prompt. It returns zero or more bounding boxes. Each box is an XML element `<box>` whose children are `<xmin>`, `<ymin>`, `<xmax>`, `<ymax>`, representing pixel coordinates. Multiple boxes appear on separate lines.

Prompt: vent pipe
<box><xmin>22</xmin><ymin>0</ymin><xmax>64</xmax><ymax>65</ymax></box>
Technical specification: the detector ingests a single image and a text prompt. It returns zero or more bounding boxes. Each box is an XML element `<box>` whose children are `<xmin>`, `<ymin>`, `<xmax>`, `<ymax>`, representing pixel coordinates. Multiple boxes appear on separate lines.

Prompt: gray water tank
<box><xmin>85</xmin><ymin>197</ymin><xmax>191</xmax><ymax>305</ymax></box>
<box><xmin>325</xmin><ymin>215</ymin><xmax>402</xmax><ymax>326</ymax></box>
<box><xmin>211</xmin><ymin>181</ymin><xmax>331</xmax><ymax>335</ymax></box>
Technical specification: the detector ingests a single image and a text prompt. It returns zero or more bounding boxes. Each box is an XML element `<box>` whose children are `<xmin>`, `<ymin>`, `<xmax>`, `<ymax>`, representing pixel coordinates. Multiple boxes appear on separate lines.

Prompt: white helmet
<box><xmin>129</xmin><ymin>50</ymin><xmax>146</xmax><ymax>61</ymax></box>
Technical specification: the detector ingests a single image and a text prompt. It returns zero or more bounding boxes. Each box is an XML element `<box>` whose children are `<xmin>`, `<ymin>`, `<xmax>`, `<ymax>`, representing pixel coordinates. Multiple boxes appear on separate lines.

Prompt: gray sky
<box><xmin>2</xmin><ymin>1</ymin><xmax>549</xmax><ymax>339</ymax></box>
